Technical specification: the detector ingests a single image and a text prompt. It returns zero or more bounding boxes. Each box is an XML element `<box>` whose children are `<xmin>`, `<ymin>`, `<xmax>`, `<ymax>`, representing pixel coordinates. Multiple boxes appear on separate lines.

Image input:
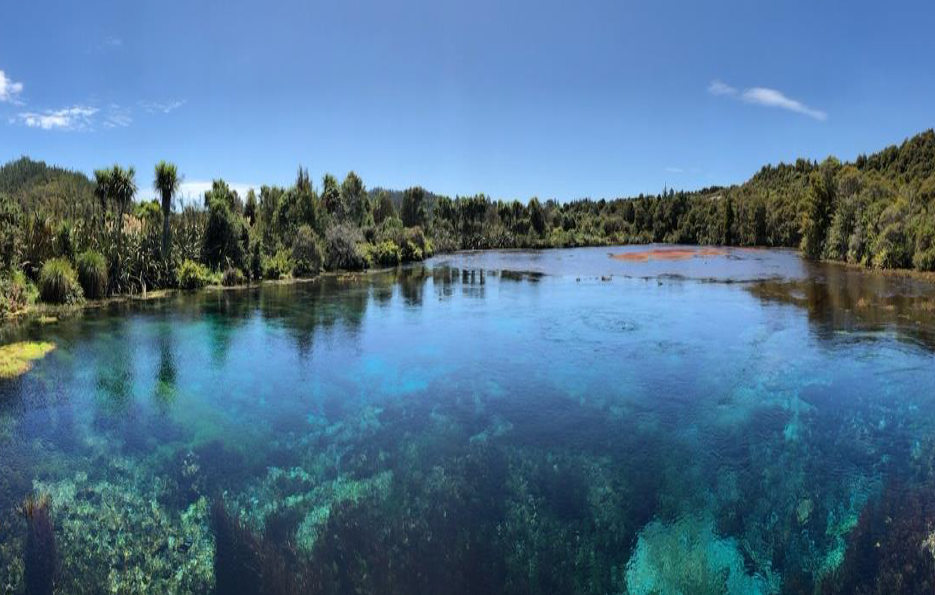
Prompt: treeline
<box><xmin>0</xmin><ymin>161</ymin><xmax>434</xmax><ymax>313</ymax></box>
<box><xmin>1</xmin><ymin>128</ymin><xmax>934</xmax><ymax>314</ymax></box>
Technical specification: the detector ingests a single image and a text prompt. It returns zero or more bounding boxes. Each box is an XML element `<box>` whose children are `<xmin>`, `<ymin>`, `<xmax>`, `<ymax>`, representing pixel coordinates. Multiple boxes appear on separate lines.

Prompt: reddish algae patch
<box><xmin>611</xmin><ymin>247</ymin><xmax>727</xmax><ymax>262</ymax></box>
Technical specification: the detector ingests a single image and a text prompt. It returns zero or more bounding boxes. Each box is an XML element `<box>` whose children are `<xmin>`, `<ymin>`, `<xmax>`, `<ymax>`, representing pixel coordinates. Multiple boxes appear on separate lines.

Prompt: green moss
<box><xmin>0</xmin><ymin>341</ymin><xmax>56</xmax><ymax>379</ymax></box>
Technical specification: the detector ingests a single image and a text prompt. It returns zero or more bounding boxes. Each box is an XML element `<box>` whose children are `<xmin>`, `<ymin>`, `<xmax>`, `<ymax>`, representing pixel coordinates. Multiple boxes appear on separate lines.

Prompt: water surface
<box><xmin>2</xmin><ymin>246</ymin><xmax>935</xmax><ymax>594</ymax></box>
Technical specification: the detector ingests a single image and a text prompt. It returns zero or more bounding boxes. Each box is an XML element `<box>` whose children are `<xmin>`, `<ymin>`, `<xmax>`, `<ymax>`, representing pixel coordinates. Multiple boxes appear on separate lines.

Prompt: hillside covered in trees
<box><xmin>1</xmin><ymin>129</ymin><xmax>934</xmax><ymax>315</ymax></box>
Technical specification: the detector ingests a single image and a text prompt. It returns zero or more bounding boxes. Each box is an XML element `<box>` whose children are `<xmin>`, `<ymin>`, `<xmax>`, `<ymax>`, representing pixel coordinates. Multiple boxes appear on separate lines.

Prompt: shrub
<box><xmin>221</xmin><ymin>267</ymin><xmax>246</xmax><ymax>287</ymax></box>
<box><xmin>401</xmin><ymin>240</ymin><xmax>423</xmax><ymax>263</ymax></box>
<box><xmin>178</xmin><ymin>259</ymin><xmax>215</xmax><ymax>290</ymax></box>
<box><xmin>372</xmin><ymin>240</ymin><xmax>402</xmax><ymax>267</ymax></box>
<box><xmin>38</xmin><ymin>258</ymin><xmax>83</xmax><ymax>304</ymax></box>
<box><xmin>75</xmin><ymin>250</ymin><xmax>108</xmax><ymax>299</ymax></box>
<box><xmin>0</xmin><ymin>271</ymin><xmax>29</xmax><ymax>317</ymax></box>
<box><xmin>262</xmin><ymin>249</ymin><xmax>292</xmax><ymax>280</ymax></box>
<box><xmin>291</xmin><ymin>225</ymin><xmax>323</xmax><ymax>277</ymax></box>
<box><xmin>324</xmin><ymin>224</ymin><xmax>367</xmax><ymax>271</ymax></box>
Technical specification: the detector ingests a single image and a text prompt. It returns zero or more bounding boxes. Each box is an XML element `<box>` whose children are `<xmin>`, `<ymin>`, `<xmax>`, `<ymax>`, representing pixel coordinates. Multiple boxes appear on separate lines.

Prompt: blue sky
<box><xmin>1</xmin><ymin>0</ymin><xmax>933</xmax><ymax>203</ymax></box>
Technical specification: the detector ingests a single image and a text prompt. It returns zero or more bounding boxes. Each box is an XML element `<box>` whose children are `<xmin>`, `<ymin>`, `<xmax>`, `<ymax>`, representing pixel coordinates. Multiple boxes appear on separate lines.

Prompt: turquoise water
<box><xmin>2</xmin><ymin>246</ymin><xmax>935</xmax><ymax>594</ymax></box>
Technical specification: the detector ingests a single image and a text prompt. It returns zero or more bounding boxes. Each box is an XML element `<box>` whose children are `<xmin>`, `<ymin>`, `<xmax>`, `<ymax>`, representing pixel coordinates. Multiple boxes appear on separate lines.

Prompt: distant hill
<box><xmin>0</xmin><ymin>157</ymin><xmax>97</xmax><ymax>218</ymax></box>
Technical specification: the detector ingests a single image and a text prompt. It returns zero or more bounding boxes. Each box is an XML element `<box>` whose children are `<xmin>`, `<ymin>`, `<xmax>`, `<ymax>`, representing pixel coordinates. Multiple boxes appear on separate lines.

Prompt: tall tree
<box><xmin>321</xmin><ymin>174</ymin><xmax>345</xmax><ymax>222</ymax></box>
<box><xmin>154</xmin><ymin>161</ymin><xmax>181</xmax><ymax>258</ymax></box>
<box><xmin>341</xmin><ymin>171</ymin><xmax>369</xmax><ymax>226</ymax></box>
<box><xmin>373</xmin><ymin>190</ymin><xmax>396</xmax><ymax>224</ymax></box>
<box><xmin>401</xmin><ymin>186</ymin><xmax>425</xmax><ymax>228</ymax></box>
<box><xmin>800</xmin><ymin>169</ymin><xmax>836</xmax><ymax>259</ymax></box>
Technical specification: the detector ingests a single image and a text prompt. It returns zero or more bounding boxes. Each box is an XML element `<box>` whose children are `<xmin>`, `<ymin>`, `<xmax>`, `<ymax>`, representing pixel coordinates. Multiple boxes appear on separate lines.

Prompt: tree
<box><xmin>244</xmin><ymin>188</ymin><xmax>257</xmax><ymax>226</ymax></box>
<box><xmin>341</xmin><ymin>171</ymin><xmax>370</xmax><ymax>227</ymax></box>
<box><xmin>202</xmin><ymin>179</ymin><xmax>247</xmax><ymax>269</ymax></box>
<box><xmin>321</xmin><ymin>174</ymin><xmax>345</xmax><ymax>222</ymax></box>
<box><xmin>373</xmin><ymin>190</ymin><xmax>396</xmax><ymax>225</ymax></box>
<box><xmin>528</xmin><ymin>197</ymin><xmax>545</xmax><ymax>236</ymax></box>
<box><xmin>95</xmin><ymin>165</ymin><xmax>136</xmax><ymax>251</ymax></box>
<box><xmin>800</xmin><ymin>169</ymin><xmax>836</xmax><ymax>259</ymax></box>
<box><xmin>154</xmin><ymin>161</ymin><xmax>181</xmax><ymax>259</ymax></box>
<box><xmin>401</xmin><ymin>186</ymin><xmax>425</xmax><ymax>228</ymax></box>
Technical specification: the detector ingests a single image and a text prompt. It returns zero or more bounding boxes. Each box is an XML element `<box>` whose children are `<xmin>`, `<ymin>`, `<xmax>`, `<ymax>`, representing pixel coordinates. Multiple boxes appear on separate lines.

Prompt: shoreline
<box><xmin>4</xmin><ymin>244</ymin><xmax>935</xmax><ymax>327</ymax></box>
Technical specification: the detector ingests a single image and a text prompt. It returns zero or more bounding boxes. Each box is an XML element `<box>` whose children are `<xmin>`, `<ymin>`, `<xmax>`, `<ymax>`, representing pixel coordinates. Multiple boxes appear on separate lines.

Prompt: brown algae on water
<box><xmin>0</xmin><ymin>342</ymin><xmax>56</xmax><ymax>379</ymax></box>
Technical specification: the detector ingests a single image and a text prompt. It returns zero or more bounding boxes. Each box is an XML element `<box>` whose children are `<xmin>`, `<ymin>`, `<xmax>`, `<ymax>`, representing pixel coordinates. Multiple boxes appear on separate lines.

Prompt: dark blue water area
<box><xmin>1</xmin><ymin>246</ymin><xmax>934</xmax><ymax>594</ymax></box>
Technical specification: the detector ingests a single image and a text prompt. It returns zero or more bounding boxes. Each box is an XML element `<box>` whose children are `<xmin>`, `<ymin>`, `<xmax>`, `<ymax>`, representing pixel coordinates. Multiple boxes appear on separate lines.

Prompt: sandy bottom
<box><xmin>611</xmin><ymin>247</ymin><xmax>728</xmax><ymax>262</ymax></box>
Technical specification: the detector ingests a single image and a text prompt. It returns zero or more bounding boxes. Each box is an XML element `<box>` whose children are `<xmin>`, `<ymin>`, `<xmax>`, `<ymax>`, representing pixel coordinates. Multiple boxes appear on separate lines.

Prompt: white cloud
<box><xmin>665</xmin><ymin>166</ymin><xmax>684</xmax><ymax>174</ymax></box>
<box><xmin>707</xmin><ymin>80</ymin><xmax>736</xmax><ymax>97</ymax></box>
<box><xmin>741</xmin><ymin>87</ymin><xmax>826</xmax><ymax>121</ymax></box>
<box><xmin>0</xmin><ymin>69</ymin><xmax>24</xmax><ymax>104</ymax></box>
<box><xmin>709</xmin><ymin>79</ymin><xmax>826</xmax><ymax>121</ymax></box>
<box><xmin>139</xmin><ymin>99</ymin><xmax>186</xmax><ymax>114</ymax></box>
<box><xmin>15</xmin><ymin>106</ymin><xmax>99</xmax><ymax>130</ymax></box>
<box><xmin>162</xmin><ymin>180</ymin><xmax>257</xmax><ymax>207</ymax></box>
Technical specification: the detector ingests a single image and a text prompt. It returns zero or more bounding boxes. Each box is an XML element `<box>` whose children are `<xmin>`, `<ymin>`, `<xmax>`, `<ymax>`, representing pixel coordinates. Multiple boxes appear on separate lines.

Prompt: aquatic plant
<box><xmin>820</xmin><ymin>481</ymin><xmax>935</xmax><ymax>595</ymax></box>
<box><xmin>0</xmin><ymin>341</ymin><xmax>55</xmax><ymax>379</ymax></box>
<box><xmin>75</xmin><ymin>249</ymin><xmax>108</xmax><ymax>298</ymax></box>
<box><xmin>625</xmin><ymin>513</ymin><xmax>779</xmax><ymax>595</ymax></box>
<box><xmin>38</xmin><ymin>257</ymin><xmax>83</xmax><ymax>304</ymax></box>
<box><xmin>23</xmin><ymin>494</ymin><xmax>57</xmax><ymax>595</ymax></box>
<box><xmin>211</xmin><ymin>499</ymin><xmax>309</xmax><ymax>595</ymax></box>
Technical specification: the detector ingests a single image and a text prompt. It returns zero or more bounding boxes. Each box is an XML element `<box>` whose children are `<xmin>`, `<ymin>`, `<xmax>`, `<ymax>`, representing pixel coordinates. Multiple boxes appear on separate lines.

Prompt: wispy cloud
<box><xmin>103</xmin><ymin>104</ymin><xmax>132</xmax><ymax>128</ymax></box>
<box><xmin>139</xmin><ymin>99</ymin><xmax>186</xmax><ymax>114</ymax></box>
<box><xmin>0</xmin><ymin>69</ymin><xmax>24</xmax><ymax>104</ymax></box>
<box><xmin>707</xmin><ymin>80</ymin><xmax>736</xmax><ymax>97</ymax></box>
<box><xmin>14</xmin><ymin>106</ymin><xmax>99</xmax><ymax>131</ymax></box>
<box><xmin>665</xmin><ymin>166</ymin><xmax>684</xmax><ymax>174</ymax></box>
<box><xmin>708</xmin><ymin>80</ymin><xmax>826</xmax><ymax>121</ymax></box>
<box><xmin>103</xmin><ymin>37</ymin><xmax>123</xmax><ymax>48</ymax></box>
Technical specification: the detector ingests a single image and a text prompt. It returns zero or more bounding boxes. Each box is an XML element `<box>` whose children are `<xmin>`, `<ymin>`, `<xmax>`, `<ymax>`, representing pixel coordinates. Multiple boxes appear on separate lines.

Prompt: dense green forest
<box><xmin>1</xmin><ymin>129</ymin><xmax>934</xmax><ymax>314</ymax></box>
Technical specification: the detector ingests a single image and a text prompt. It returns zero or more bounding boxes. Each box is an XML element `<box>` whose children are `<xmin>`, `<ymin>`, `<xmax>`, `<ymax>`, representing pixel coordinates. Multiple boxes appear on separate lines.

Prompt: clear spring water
<box><xmin>1</xmin><ymin>246</ymin><xmax>935</xmax><ymax>594</ymax></box>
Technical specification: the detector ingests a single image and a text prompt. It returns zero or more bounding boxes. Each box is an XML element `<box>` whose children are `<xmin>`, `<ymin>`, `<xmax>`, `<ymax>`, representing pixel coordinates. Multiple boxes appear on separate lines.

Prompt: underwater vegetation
<box><xmin>820</xmin><ymin>479</ymin><xmax>935</xmax><ymax>594</ymax></box>
<box><xmin>0</xmin><ymin>341</ymin><xmax>55</xmax><ymax>379</ymax></box>
<box><xmin>23</xmin><ymin>494</ymin><xmax>57</xmax><ymax>595</ymax></box>
<box><xmin>625</xmin><ymin>513</ymin><xmax>778</xmax><ymax>595</ymax></box>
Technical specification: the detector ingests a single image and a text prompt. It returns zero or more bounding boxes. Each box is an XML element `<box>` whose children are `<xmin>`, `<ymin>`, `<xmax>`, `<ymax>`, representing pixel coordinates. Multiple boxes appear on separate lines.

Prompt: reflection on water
<box><xmin>0</xmin><ymin>248</ymin><xmax>934</xmax><ymax>594</ymax></box>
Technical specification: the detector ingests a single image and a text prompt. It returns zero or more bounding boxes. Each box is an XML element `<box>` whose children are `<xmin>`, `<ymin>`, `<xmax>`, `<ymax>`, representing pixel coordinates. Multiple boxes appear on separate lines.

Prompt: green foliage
<box><xmin>154</xmin><ymin>161</ymin><xmax>180</xmax><ymax>258</ymax></box>
<box><xmin>371</xmin><ymin>240</ymin><xmax>402</xmax><ymax>267</ymax></box>
<box><xmin>262</xmin><ymin>250</ymin><xmax>293</xmax><ymax>280</ymax></box>
<box><xmin>75</xmin><ymin>250</ymin><xmax>108</xmax><ymax>299</ymax></box>
<box><xmin>373</xmin><ymin>190</ymin><xmax>396</xmax><ymax>225</ymax></box>
<box><xmin>38</xmin><ymin>257</ymin><xmax>83</xmax><ymax>304</ymax></box>
<box><xmin>401</xmin><ymin>186</ymin><xmax>425</xmax><ymax>228</ymax></box>
<box><xmin>203</xmin><ymin>180</ymin><xmax>248</xmax><ymax>270</ymax></box>
<box><xmin>291</xmin><ymin>225</ymin><xmax>323</xmax><ymax>277</ymax></box>
<box><xmin>221</xmin><ymin>267</ymin><xmax>246</xmax><ymax>287</ymax></box>
<box><xmin>178</xmin><ymin>259</ymin><xmax>215</xmax><ymax>290</ymax></box>
<box><xmin>324</xmin><ymin>224</ymin><xmax>367</xmax><ymax>271</ymax></box>
<box><xmin>0</xmin><ymin>270</ymin><xmax>29</xmax><ymax>317</ymax></box>
<box><xmin>800</xmin><ymin>167</ymin><xmax>837</xmax><ymax>260</ymax></box>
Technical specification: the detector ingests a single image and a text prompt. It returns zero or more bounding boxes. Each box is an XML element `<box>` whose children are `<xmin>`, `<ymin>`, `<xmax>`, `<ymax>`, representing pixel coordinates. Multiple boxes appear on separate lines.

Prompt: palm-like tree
<box><xmin>154</xmin><ymin>161</ymin><xmax>181</xmax><ymax>258</ymax></box>
<box><xmin>93</xmin><ymin>168</ymin><xmax>113</xmax><ymax>231</ymax></box>
<box><xmin>109</xmin><ymin>165</ymin><xmax>137</xmax><ymax>249</ymax></box>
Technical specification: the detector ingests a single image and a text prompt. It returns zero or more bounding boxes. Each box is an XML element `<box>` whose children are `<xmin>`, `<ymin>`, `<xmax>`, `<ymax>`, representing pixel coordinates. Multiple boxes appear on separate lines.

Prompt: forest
<box><xmin>1</xmin><ymin>129</ymin><xmax>934</xmax><ymax>315</ymax></box>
